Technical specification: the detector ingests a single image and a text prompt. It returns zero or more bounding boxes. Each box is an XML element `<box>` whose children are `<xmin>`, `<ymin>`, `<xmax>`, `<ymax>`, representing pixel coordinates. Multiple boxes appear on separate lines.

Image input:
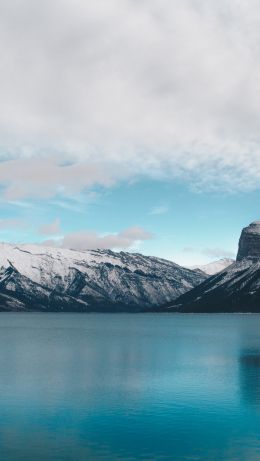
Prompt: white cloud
<box><xmin>0</xmin><ymin>218</ymin><xmax>26</xmax><ymax>229</ymax></box>
<box><xmin>0</xmin><ymin>157</ymin><xmax>121</xmax><ymax>199</ymax></box>
<box><xmin>149</xmin><ymin>205</ymin><xmax>169</xmax><ymax>215</ymax></box>
<box><xmin>169</xmin><ymin>245</ymin><xmax>236</xmax><ymax>266</ymax></box>
<box><xmin>42</xmin><ymin>226</ymin><xmax>154</xmax><ymax>250</ymax></box>
<box><xmin>38</xmin><ymin>218</ymin><xmax>61</xmax><ymax>235</ymax></box>
<box><xmin>182</xmin><ymin>246</ymin><xmax>236</xmax><ymax>261</ymax></box>
<box><xmin>200</xmin><ymin>247</ymin><xmax>236</xmax><ymax>259</ymax></box>
<box><xmin>0</xmin><ymin>0</ymin><xmax>260</xmax><ymax>192</ymax></box>
<box><xmin>182</xmin><ymin>247</ymin><xmax>196</xmax><ymax>254</ymax></box>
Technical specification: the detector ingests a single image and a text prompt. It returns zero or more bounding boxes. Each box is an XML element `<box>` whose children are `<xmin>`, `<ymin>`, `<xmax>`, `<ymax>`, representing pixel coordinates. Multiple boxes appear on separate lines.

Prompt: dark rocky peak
<box><xmin>237</xmin><ymin>221</ymin><xmax>260</xmax><ymax>261</ymax></box>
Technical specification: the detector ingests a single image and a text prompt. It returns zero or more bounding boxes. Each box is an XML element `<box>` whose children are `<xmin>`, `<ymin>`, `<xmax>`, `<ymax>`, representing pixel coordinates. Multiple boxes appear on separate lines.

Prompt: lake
<box><xmin>0</xmin><ymin>313</ymin><xmax>260</xmax><ymax>460</ymax></box>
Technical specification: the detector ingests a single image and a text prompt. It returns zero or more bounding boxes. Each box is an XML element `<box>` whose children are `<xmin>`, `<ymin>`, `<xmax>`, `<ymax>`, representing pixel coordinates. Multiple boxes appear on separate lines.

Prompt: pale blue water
<box><xmin>0</xmin><ymin>313</ymin><xmax>260</xmax><ymax>461</ymax></box>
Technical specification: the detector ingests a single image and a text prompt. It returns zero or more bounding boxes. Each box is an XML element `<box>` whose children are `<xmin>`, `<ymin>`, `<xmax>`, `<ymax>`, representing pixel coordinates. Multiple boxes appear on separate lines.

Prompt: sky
<box><xmin>0</xmin><ymin>0</ymin><xmax>260</xmax><ymax>265</ymax></box>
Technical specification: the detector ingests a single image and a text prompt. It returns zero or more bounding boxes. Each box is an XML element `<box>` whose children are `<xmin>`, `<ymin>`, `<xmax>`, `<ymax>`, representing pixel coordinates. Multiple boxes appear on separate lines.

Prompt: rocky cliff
<box><xmin>237</xmin><ymin>221</ymin><xmax>260</xmax><ymax>261</ymax></box>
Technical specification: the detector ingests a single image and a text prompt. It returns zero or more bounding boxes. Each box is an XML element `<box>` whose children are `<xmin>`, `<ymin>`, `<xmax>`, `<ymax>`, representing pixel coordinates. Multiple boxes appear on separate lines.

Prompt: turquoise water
<box><xmin>0</xmin><ymin>313</ymin><xmax>260</xmax><ymax>460</ymax></box>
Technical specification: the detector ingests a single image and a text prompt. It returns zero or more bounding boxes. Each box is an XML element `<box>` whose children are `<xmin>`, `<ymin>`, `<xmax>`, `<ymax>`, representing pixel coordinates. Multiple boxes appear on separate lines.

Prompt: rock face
<box><xmin>167</xmin><ymin>221</ymin><xmax>260</xmax><ymax>313</ymax></box>
<box><xmin>237</xmin><ymin>222</ymin><xmax>260</xmax><ymax>261</ymax></box>
<box><xmin>0</xmin><ymin>243</ymin><xmax>206</xmax><ymax>312</ymax></box>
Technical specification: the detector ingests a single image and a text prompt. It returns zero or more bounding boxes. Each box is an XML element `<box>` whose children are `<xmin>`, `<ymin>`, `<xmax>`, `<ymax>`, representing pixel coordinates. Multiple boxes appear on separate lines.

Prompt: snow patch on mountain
<box><xmin>0</xmin><ymin>243</ymin><xmax>206</xmax><ymax>312</ymax></box>
<box><xmin>190</xmin><ymin>258</ymin><xmax>234</xmax><ymax>275</ymax></box>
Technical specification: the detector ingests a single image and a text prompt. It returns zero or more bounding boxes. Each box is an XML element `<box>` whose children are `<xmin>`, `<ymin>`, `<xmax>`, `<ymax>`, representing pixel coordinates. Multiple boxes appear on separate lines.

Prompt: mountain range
<box><xmin>0</xmin><ymin>221</ymin><xmax>259</xmax><ymax>313</ymax></box>
<box><xmin>168</xmin><ymin>221</ymin><xmax>260</xmax><ymax>313</ymax></box>
<box><xmin>0</xmin><ymin>243</ymin><xmax>206</xmax><ymax>312</ymax></box>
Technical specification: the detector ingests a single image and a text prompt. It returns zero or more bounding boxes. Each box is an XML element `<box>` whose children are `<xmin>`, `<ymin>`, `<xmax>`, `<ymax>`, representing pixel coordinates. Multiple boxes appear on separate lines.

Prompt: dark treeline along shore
<box><xmin>0</xmin><ymin>221</ymin><xmax>259</xmax><ymax>313</ymax></box>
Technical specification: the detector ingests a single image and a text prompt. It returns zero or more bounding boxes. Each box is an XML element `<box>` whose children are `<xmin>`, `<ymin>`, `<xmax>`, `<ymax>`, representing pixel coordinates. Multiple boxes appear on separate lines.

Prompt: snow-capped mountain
<box><xmin>0</xmin><ymin>243</ymin><xmax>206</xmax><ymax>312</ymax></box>
<box><xmin>167</xmin><ymin>258</ymin><xmax>260</xmax><ymax>313</ymax></box>
<box><xmin>168</xmin><ymin>222</ymin><xmax>260</xmax><ymax>313</ymax></box>
<box><xmin>190</xmin><ymin>258</ymin><xmax>234</xmax><ymax>275</ymax></box>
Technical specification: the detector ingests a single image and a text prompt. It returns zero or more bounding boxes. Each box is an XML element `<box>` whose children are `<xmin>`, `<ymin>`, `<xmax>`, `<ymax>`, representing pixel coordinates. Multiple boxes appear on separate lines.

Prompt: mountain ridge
<box><xmin>190</xmin><ymin>258</ymin><xmax>234</xmax><ymax>275</ymax></box>
<box><xmin>168</xmin><ymin>221</ymin><xmax>260</xmax><ymax>313</ymax></box>
<box><xmin>0</xmin><ymin>242</ymin><xmax>206</xmax><ymax>312</ymax></box>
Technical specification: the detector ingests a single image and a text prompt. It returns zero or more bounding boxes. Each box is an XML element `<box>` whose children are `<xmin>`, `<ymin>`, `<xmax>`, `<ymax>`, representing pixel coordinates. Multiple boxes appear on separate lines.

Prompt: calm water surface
<box><xmin>0</xmin><ymin>313</ymin><xmax>260</xmax><ymax>460</ymax></box>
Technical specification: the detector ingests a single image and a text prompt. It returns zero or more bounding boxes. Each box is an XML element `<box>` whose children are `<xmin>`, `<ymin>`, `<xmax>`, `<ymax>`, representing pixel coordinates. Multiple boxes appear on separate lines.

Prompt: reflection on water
<box><xmin>0</xmin><ymin>313</ymin><xmax>259</xmax><ymax>461</ymax></box>
<box><xmin>239</xmin><ymin>350</ymin><xmax>260</xmax><ymax>409</ymax></box>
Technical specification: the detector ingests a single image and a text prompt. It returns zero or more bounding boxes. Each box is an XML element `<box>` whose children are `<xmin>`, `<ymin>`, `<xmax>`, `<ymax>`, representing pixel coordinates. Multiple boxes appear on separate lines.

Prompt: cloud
<box><xmin>0</xmin><ymin>157</ymin><xmax>121</xmax><ymax>199</ymax></box>
<box><xmin>200</xmin><ymin>247</ymin><xmax>236</xmax><ymax>259</ymax></box>
<box><xmin>38</xmin><ymin>218</ymin><xmax>61</xmax><ymax>235</ymax></box>
<box><xmin>0</xmin><ymin>218</ymin><xmax>26</xmax><ymax>229</ymax></box>
<box><xmin>118</xmin><ymin>227</ymin><xmax>153</xmax><ymax>241</ymax></box>
<box><xmin>42</xmin><ymin>226</ymin><xmax>153</xmax><ymax>251</ymax></box>
<box><xmin>182</xmin><ymin>246</ymin><xmax>196</xmax><ymax>254</ymax></box>
<box><xmin>0</xmin><ymin>0</ymin><xmax>260</xmax><ymax>192</ymax></box>
<box><xmin>183</xmin><ymin>246</ymin><xmax>236</xmax><ymax>259</ymax></box>
<box><xmin>7</xmin><ymin>200</ymin><xmax>35</xmax><ymax>209</ymax></box>
<box><xmin>149</xmin><ymin>205</ymin><xmax>169</xmax><ymax>215</ymax></box>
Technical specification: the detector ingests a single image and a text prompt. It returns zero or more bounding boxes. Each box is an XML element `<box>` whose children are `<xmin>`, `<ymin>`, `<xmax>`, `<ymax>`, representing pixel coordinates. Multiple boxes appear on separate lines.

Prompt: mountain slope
<box><xmin>190</xmin><ymin>258</ymin><xmax>234</xmax><ymax>275</ymax></box>
<box><xmin>168</xmin><ymin>221</ymin><xmax>260</xmax><ymax>313</ymax></box>
<box><xmin>0</xmin><ymin>243</ymin><xmax>206</xmax><ymax>312</ymax></box>
<box><xmin>167</xmin><ymin>258</ymin><xmax>260</xmax><ymax>313</ymax></box>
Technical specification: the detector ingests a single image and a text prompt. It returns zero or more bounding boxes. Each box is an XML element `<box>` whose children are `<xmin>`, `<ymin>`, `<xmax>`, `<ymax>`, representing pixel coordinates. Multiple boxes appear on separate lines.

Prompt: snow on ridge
<box><xmin>0</xmin><ymin>242</ymin><xmax>207</xmax><ymax>311</ymax></box>
<box><xmin>0</xmin><ymin>242</ymin><xmax>194</xmax><ymax>286</ymax></box>
<box><xmin>190</xmin><ymin>258</ymin><xmax>234</xmax><ymax>275</ymax></box>
<box><xmin>0</xmin><ymin>242</ymin><xmax>184</xmax><ymax>272</ymax></box>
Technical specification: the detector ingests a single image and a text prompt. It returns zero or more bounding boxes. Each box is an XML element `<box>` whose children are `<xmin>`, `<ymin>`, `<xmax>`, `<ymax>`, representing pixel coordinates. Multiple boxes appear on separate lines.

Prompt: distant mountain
<box><xmin>190</xmin><ymin>258</ymin><xmax>234</xmax><ymax>275</ymax></box>
<box><xmin>168</xmin><ymin>222</ymin><xmax>260</xmax><ymax>313</ymax></box>
<box><xmin>0</xmin><ymin>243</ymin><xmax>206</xmax><ymax>312</ymax></box>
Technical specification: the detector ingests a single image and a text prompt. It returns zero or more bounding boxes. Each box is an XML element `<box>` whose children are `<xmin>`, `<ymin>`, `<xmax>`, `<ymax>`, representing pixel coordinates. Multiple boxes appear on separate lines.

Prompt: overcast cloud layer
<box><xmin>0</xmin><ymin>0</ymin><xmax>260</xmax><ymax>194</ymax></box>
